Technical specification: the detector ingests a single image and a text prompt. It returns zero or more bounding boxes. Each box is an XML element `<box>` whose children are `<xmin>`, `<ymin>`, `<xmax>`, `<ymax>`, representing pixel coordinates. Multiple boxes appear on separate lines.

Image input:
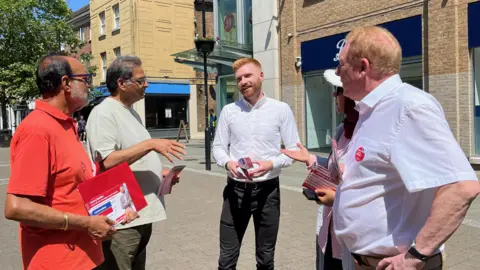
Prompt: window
<box><xmin>101</xmin><ymin>52</ymin><xmax>107</xmax><ymax>81</ymax></box>
<box><xmin>218</xmin><ymin>0</ymin><xmax>238</xmax><ymax>43</ymax></box>
<box><xmin>216</xmin><ymin>0</ymin><xmax>253</xmax><ymax>45</ymax></box>
<box><xmin>114</xmin><ymin>47</ymin><xmax>121</xmax><ymax>58</ymax></box>
<box><xmin>79</xmin><ymin>27</ymin><xmax>85</xmax><ymax>41</ymax></box>
<box><xmin>474</xmin><ymin>48</ymin><xmax>480</xmax><ymax>154</ymax></box>
<box><xmin>113</xmin><ymin>4</ymin><xmax>120</xmax><ymax>30</ymax></box>
<box><xmin>244</xmin><ymin>0</ymin><xmax>252</xmax><ymax>45</ymax></box>
<box><xmin>99</xmin><ymin>12</ymin><xmax>106</xmax><ymax>35</ymax></box>
<box><xmin>145</xmin><ymin>96</ymin><xmax>189</xmax><ymax>129</ymax></box>
<box><xmin>89</xmin><ymin>27</ymin><xmax>91</xmax><ymax>41</ymax></box>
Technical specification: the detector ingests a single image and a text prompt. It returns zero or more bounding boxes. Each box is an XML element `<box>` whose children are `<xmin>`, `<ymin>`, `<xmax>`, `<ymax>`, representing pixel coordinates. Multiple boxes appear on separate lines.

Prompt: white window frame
<box><xmin>114</xmin><ymin>47</ymin><xmax>121</xmax><ymax>58</ymax></box>
<box><xmin>101</xmin><ymin>53</ymin><xmax>107</xmax><ymax>81</ymax></box>
<box><xmin>79</xmin><ymin>27</ymin><xmax>85</xmax><ymax>41</ymax></box>
<box><xmin>113</xmin><ymin>4</ymin><xmax>120</xmax><ymax>30</ymax></box>
<box><xmin>99</xmin><ymin>12</ymin><xmax>106</xmax><ymax>35</ymax></box>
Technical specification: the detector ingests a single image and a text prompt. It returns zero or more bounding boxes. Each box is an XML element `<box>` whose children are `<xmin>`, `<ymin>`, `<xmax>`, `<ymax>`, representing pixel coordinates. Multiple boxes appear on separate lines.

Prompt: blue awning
<box><xmin>301</xmin><ymin>15</ymin><xmax>422</xmax><ymax>72</ymax></box>
<box><xmin>146</xmin><ymin>82</ymin><xmax>190</xmax><ymax>95</ymax></box>
<box><xmin>94</xmin><ymin>82</ymin><xmax>190</xmax><ymax>96</ymax></box>
<box><xmin>469</xmin><ymin>2</ymin><xmax>480</xmax><ymax>48</ymax></box>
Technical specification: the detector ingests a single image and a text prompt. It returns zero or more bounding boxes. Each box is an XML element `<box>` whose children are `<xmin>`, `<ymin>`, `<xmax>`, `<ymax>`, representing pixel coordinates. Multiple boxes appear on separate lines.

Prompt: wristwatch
<box><xmin>407</xmin><ymin>245</ymin><xmax>430</xmax><ymax>262</ymax></box>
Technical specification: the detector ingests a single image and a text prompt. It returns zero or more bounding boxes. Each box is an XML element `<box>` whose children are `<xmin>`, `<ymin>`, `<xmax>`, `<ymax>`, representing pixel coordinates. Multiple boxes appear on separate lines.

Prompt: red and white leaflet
<box><xmin>302</xmin><ymin>164</ymin><xmax>337</xmax><ymax>191</ymax></box>
<box><xmin>78</xmin><ymin>162</ymin><xmax>147</xmax><ymax>226</ymax></box>
<box><xmin>157</xmin><ymin>165</ymin><xmax>186</xmax><ymax>196</ymax></box>
<box><xmin>85</xmin><ymin>183</ymin><xmax>137</xmax><ymax>226</ymax></box>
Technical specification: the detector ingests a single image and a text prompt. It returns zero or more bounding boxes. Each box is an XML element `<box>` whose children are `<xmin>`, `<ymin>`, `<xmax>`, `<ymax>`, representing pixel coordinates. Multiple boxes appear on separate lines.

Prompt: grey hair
<box><xmin>106</xmin><ymin>55</ymin><xmax>142</xmax><ymax>94</ymax></box>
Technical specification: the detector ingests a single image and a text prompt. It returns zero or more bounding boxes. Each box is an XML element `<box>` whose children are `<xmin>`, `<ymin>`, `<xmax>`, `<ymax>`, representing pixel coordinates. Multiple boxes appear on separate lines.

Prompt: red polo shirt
<box><xmin>7</xmin><ymin>100</ymin><xmax>103</xmax><ymax>269</ymax></box>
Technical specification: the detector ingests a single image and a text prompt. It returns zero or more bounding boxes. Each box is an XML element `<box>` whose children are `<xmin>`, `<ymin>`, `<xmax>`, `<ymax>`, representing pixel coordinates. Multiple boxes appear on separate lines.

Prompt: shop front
<box><xmin>144</xmin><ymin>82</ymin><xmax>191</xmax><ymax>138</ymax></box>
<box><xmin>300</xmin><ymin>16</ymin><xmax>423</xmax><ymax>151</ymax></box>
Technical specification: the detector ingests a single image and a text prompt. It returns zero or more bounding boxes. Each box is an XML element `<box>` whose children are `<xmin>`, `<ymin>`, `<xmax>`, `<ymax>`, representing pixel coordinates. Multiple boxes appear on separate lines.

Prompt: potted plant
<box><xmin>195</xmin><ymin>36</ymin><xmax>216</xmax><ymax>54</ymax></box>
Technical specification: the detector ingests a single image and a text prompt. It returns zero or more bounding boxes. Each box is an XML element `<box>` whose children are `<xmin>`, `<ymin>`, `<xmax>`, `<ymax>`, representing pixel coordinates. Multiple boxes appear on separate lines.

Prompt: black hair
<box><xmin>106</xmin><ymin>56</ymin><xmax>142</xmax><ymax>94</ymax></box>
<box><xmin>36</xmin><ymin>52</ymin><xmax>72</xmax><ymax>96</ymax></box>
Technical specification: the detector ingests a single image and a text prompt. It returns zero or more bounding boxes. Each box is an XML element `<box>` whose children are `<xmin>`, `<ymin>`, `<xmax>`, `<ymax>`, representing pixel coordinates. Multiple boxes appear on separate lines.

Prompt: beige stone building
<box><xmin>90</xmin><ymin>0</ymin><xmax>203</xmax><ymax>138</ymax></box>
<box><xmin>279</xmin><ymin>0</ymin><xmax>480</xmax><ymax>160</ymax></box>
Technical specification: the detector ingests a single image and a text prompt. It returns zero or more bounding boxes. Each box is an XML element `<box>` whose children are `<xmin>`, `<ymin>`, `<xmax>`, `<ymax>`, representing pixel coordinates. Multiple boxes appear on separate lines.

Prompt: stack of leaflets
<box><xmin>302</xmin><ymin>164</ymin><xmax>337</xmax><ymax>191</ymax></box>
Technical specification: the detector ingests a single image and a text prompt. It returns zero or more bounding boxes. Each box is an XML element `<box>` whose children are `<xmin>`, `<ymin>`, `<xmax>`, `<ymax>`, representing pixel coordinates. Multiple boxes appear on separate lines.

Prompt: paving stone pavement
<box><xmin>1</xmin><ymin>144</ymin><xmax>480</xmax><ymax>269</ymax></box>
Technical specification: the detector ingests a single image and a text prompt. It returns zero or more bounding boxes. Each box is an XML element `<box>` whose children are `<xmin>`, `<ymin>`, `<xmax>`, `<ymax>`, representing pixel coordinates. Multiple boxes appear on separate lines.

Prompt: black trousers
<box><xmin>218</xmin><ymin>177</ymin><xmax>281</xmax><ymax>270</ymax></box>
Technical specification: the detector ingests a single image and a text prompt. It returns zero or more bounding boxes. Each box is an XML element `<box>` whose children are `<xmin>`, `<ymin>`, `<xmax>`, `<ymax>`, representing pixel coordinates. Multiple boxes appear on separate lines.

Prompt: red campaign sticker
<box><xmin>355</xmin><ymin>147</ymin><xmax>365</xmax><ymax>162</ymax></box>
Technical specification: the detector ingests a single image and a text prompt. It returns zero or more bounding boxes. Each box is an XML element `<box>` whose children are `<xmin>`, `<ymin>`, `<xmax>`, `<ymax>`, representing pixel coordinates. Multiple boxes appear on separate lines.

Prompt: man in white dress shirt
<box><xmin>212</xmin><ymin>58</ymin><xmax>300</xmax><ymax>270</ymax></box>
<box><xmin>333</xmin><ymin>26</ymin><xmax>480</xmax><ymax>270</ymax></box>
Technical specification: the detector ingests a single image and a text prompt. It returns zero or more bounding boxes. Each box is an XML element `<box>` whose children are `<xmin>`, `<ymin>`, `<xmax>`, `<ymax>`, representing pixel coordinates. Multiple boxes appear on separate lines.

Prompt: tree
<box><xmin>79</xmin><ymin>53</ymin><xmax>103</xmax><ymax>100</ymax></box>
<box><xmin>0</xmin><ymin>0</ymin><xmax>81</xmax><ymax>128</ymax></box>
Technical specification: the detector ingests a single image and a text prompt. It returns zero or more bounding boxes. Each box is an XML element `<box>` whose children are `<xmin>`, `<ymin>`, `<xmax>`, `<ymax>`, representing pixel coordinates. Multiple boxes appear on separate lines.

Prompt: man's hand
<box><xmin>376</xmin><ymin>252</ymin><xmax>425</xmax><ymax>270</ymax></box>
<box><xmin>162</xmin><ymin>169</ymin><xmax>180</xmax><ymax>185</ymax></box>
<box><xmin>249</xmin><ymin>161</ymin><xmax>274</xmax><ymax>178</ymax></box>
<box><xmin>280</xmin><ymin>142</ymin><xmax>310</xmax><ymax>164</ymax></box>
<box><xmin>87</xmin><ymin>216</ymin><xmax>116</xmax><ymax>240</ymax></box>
<box><xmin>226</xmin><ymin>161</ymin><xmax>241</xmax><ymax>178</ymax></box>
<box><xmin>150</xmin><ymin>139</ymin><xmax>186</xmax><ymax>163</ymax></box>
<box><xmin>315</xmin><ymin>188</ymin><xmax>336</xmax><ymax>207</ymax></box>
<box><xmin>121</xmin><ymin>208</ymin><xmax>139</xmax><ymax>225</ymax></box>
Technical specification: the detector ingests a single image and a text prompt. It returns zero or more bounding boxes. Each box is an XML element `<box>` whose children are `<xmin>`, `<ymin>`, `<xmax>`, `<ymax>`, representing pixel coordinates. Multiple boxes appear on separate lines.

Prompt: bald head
<box><xmin>345</xmin><ymin>26</ymin><xmax>402</xmax><ymax>78</ymax></box>
<box><xmin>36</xmin><ymin>53</ymin><xmax>74</xmax><ymax>96</ymax></box>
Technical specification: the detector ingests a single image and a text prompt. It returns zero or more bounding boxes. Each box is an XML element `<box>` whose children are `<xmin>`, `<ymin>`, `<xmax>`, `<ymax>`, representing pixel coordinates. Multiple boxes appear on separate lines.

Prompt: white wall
<box><xmin>189</xmin><ymin>85</ymin><xmax>204</xmax><ymax>139</ymax></box>
<box><xmin>252</xmin><ymin>0</ymin><xmax>280</xmax><ymax>100</ymax></box>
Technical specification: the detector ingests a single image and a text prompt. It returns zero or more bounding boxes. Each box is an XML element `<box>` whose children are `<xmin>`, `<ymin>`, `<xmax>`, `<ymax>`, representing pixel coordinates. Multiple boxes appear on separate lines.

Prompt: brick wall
<box><xmin>279</xmin><ymin>0</ymin><xmax>479</xmax><ymax>157</ymax></box>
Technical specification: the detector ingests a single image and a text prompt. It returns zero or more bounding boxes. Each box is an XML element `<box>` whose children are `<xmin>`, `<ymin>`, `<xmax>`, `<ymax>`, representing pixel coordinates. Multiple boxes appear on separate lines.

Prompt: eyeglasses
<box><xmin>70</xmin><ymin>73</ymin><xmax>95</xmax><ymax>87</ymax></box>
<box><xmin>128</xmin><ymin>77</ymin><xmax>148</xmax><ymax>86</ymax></box>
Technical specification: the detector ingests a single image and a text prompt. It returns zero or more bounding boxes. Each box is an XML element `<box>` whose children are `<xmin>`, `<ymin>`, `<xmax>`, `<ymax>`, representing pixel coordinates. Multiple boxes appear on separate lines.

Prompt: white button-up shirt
<box><xmin>333</xmin><ymin>75</ymin><xmax>478</xmax><ymax>256</ymax></box>
<box><xmin>212</xmin><ymin>94</ymin><xmax>300</xmax><ymax>182</ymax></box>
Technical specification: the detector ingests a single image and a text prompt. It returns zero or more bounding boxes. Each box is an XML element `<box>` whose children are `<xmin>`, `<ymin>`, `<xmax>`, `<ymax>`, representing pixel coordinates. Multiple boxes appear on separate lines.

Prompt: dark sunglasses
<box><xmin>70</xmin><ymin>73</ymin><xmax>95</xmax><ymax>87</ymax></box>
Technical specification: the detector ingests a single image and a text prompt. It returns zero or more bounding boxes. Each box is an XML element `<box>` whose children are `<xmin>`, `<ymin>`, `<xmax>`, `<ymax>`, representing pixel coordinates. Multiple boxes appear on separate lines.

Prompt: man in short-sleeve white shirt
<box><xmin>87</xmin><ymin>56</ymin><xmax>185</xmax><ymax>270</ymax></box>
<box><xmin>333</xmin><ymin>26</ymin><xmax>480</xmax><ymax>270</ymax></box>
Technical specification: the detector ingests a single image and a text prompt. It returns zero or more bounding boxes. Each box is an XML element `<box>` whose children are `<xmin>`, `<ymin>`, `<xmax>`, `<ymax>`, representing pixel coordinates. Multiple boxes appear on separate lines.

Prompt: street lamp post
<box><xmin>194</xmin><ymin>0</ymin><xmax>215</xmax><ymax>171</ymax></box>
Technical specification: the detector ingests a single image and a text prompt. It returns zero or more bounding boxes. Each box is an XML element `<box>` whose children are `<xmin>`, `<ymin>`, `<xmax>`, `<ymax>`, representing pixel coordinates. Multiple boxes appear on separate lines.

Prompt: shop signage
<box><xmin>301</xmin><ymin>15</ymin><xmax>422</xmax><ymax>72</ymax></box>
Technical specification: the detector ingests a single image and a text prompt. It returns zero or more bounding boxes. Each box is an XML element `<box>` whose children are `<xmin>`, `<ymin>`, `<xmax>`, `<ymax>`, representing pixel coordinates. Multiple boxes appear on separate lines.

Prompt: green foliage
<box><xmin>79</xmin><ymin>53</ymin><xmax>103</xmax><ymax>100</ymax></box>
<box><xmin>0</xmin><ymin>0</ymin><xmax>82</xmax><ymax>105</ymax></box>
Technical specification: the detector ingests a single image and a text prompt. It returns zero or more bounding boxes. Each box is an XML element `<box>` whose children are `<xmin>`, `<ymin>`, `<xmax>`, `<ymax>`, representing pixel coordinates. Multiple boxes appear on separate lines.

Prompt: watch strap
<box><xmin>408</xmin><ymin>246</ymin><xmax>429</xmax><ymax>262</ymax></box>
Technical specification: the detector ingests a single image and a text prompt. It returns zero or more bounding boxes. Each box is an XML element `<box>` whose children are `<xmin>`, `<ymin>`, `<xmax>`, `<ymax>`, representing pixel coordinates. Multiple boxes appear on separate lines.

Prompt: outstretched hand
<box><xmin>151</xmin><ymin>139</ymin><xmax>186</xmax><ymax>163</ymax></box>
<box><xmin>280</xmin><ymin>142</ymin><xmax>310</xmax><ymax>164</ymax></box>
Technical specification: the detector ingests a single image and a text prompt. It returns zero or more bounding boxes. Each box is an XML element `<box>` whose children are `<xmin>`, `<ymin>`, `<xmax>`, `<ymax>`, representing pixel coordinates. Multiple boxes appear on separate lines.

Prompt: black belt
<box><xmin>227</xmin><ymin>177</ymin><xmax>279</xmax><ymax>190</ymax></box>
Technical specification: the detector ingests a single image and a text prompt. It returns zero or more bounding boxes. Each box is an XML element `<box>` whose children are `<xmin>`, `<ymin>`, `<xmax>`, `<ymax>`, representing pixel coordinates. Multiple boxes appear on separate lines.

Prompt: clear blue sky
<box><xmin>67</xmin><ymin>0</ymin><xmax>90</xmax><ymax>12</ymax></box>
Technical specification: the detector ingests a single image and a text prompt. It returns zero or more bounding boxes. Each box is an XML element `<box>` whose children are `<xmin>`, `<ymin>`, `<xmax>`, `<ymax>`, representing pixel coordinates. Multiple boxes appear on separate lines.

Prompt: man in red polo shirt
<box><xmin>4</xmin><ymin>53</ymin><xmax>117</xmax><ymax>269</ymax></box>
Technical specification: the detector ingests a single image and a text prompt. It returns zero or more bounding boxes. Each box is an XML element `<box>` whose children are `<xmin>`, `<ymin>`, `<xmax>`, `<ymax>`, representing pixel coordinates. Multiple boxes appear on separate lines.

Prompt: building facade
<box><xmin>173</xmin><ymin>0</ymin><xmax>281</xmax><ymax>117</ymax></box>
<box><xmin>70</xmin><ymin>4</ymin><xmax>92</xmax><ymax>59</ymax></box>
<box><xmin>279</xmin><ymin>0</ymin><xmax>480</xmax><ymax>160</ymax></box>
<box><xmin>90</xmin><ymin>0</ymin><xmax>201</xmax><ymax>138</ymax></box>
